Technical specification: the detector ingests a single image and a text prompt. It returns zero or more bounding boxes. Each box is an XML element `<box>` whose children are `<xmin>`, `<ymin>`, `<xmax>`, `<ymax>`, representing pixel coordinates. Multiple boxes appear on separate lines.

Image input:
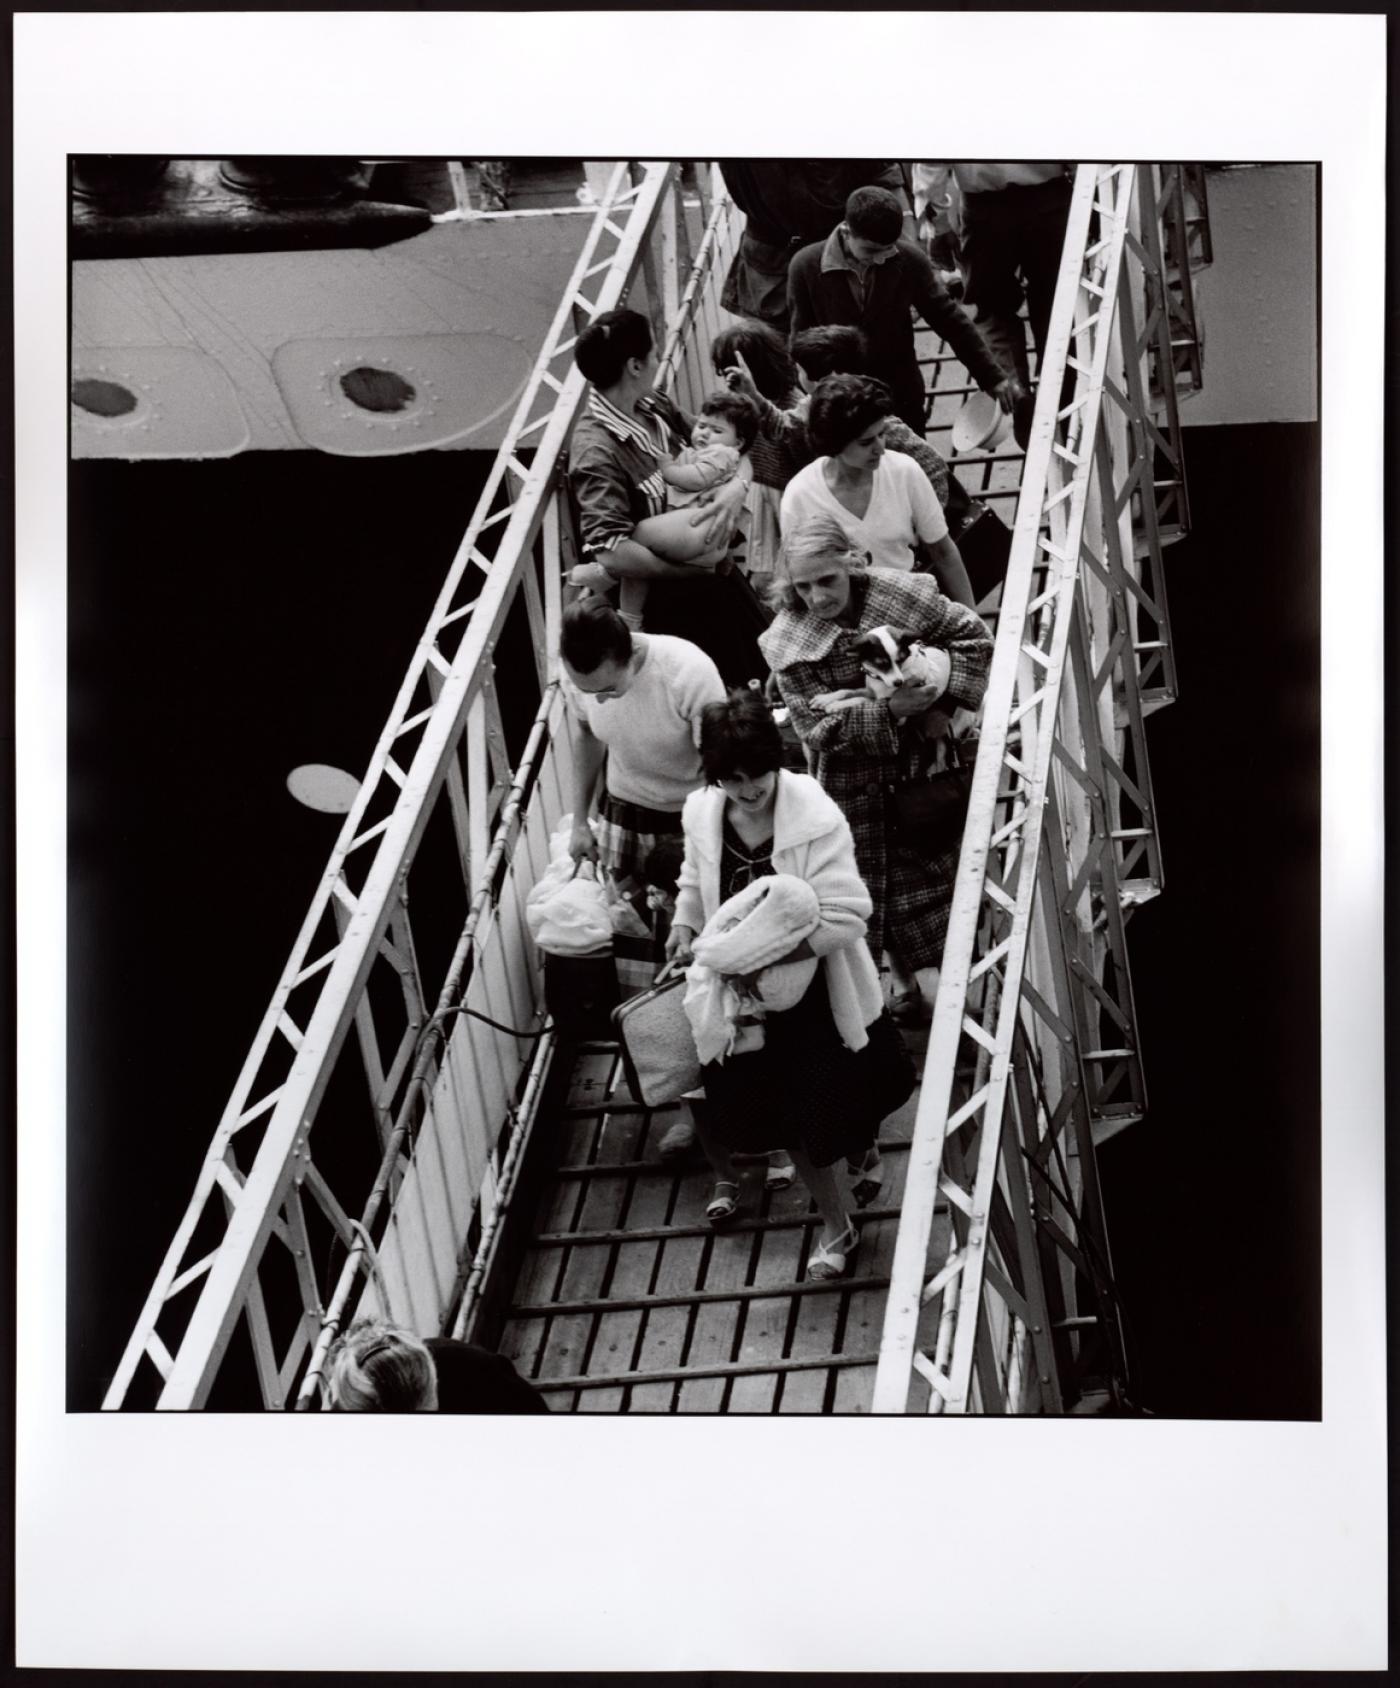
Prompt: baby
<box><xmin>641</xmin><ymin>835</ymin><xmax>795</xmax><ymax>1189</ymax></box>
<box><xmin>614</xmin><ymin>389</ymin><xmax>760</xmax><ymax>627</ymax></box>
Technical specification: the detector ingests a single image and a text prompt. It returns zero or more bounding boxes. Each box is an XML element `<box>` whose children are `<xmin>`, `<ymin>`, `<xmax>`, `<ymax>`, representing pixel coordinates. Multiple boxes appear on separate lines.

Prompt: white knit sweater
<box><xmin>674</xmin><ymin>770</ymin><xmax>884</xmax><ymax>1051</ymax></box>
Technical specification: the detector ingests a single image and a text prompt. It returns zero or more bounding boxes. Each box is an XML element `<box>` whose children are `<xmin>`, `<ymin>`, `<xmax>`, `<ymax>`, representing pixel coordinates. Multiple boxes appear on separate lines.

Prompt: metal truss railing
<box><xmin>104</xmin><ymin>162</ymin><xmax>726</xmax><ymax>1408</ymax></box>
<box><xmin>872</xmin><ymin>164</ymin><xmax>1202</xmax><ymax>1415</ymax></box>
<box><xmin>108</xmin><ymin>157</ymin><xmax>1206</xmax><ymax>1415</ymax></box>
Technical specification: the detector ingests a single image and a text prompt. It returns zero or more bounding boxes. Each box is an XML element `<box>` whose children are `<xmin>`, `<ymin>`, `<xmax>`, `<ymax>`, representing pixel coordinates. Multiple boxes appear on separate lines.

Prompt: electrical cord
<box><xmin>440</xmin><ymin>1004</ymin><xmax>552</xmax><ymax>1039</ymax></box>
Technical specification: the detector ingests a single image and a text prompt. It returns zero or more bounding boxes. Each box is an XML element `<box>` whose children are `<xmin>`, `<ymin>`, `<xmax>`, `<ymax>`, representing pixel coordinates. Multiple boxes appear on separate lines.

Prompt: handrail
<box><xmin>106</xmin><ymin>158</ymin><xmax>1201</xmax><ymax>1413</ymax></box>
<box><xmin>104</xmin><ymin>162</ymin><xmax>700</xmax><ymax>1407</ymax></box>
<box><xmin>873</xmin><ymin>164</ymin><xmax>1190</xmax><ymax>1413</ymax></box>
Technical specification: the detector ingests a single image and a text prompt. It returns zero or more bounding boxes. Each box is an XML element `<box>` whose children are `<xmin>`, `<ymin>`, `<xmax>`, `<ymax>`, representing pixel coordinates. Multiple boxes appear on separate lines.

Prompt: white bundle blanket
<box><xmin>683</xmin><ymin>874</ymin><xmax>821</xmax><ymax>1065</ymax></box>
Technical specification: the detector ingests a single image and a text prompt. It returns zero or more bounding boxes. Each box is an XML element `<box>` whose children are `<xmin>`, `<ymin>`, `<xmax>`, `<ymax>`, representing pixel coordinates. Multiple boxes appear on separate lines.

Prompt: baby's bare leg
<box><xmin>633</xmin><ymin>509</ymin><xmax>724</xmax><ymax>567</ymax></box>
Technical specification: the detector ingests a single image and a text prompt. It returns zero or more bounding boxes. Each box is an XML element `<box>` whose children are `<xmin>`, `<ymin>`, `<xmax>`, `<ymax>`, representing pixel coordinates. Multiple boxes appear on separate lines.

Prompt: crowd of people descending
<box><xmin>346</xmin><ymin>164</ymin><xmax>1066</xmax><ymax>1408</ymax></box>
<box><xmin>553</xmin><ymin>162</ymin><xmax>1059</xmax><ymax>1284</ymax></box>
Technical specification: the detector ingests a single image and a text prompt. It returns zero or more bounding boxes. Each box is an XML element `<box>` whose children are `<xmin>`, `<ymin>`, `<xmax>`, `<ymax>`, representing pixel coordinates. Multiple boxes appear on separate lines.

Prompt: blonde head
<box><xmin>325</xmin><ymin>1318</ymin><xmax>438</xmax><ymax>1411</ymax></box>
<box><xmin>768</xmin><ymin>513</ymin><xmax>868</xmax><ymax>614</ymax></box>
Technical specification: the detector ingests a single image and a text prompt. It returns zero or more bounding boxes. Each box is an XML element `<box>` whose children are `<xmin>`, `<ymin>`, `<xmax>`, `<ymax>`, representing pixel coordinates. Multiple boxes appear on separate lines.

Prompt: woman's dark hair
<box><xmin>712</xmin><ymin>320</ymin><xmax>800</xmax><ymax>404</ymax></box>
<box><xmin>806</xmin><ymin>373</ymin><xmax>894</xmax><ymax>457</ymax></box>
<box><xmin>699</xmin><ymin>688</ymin><xmax>785</xmax><ymax>784</ymax></box>
<box><xmin>641</xmin><ymin>836</ymin><xmax>685</xmax><ymax>895</ymax></box>
<box><xmin>790</xmin><ymin>325</ymin><xmax>869</xmax><ymax>383</ymax></box>
<box><xmin>575</xmin><ymin>307</ymin><xmax>653</xmax><ymax>388</ymax></box>
<box><xmin>699</xmin><ymin>388</ymin><xmax>761</xmax><ymax>453</ymax></box>
<box><xmin>844</xmin><ymin>185</ymin><xmax>904</xmax><ymax>244</ymax></box>
<box><xmin>560</xmin><ymin>598</ymin><xmax>633</xmax><ymax>674</ymax></box>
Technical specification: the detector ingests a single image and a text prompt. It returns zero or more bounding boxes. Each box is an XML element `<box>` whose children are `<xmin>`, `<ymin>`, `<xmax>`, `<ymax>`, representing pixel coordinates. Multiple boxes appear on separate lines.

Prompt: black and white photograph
<box><xmin>16</xmin><ymin>10</ymin><xmax>1387</xmax><ymax>1675</ymax></box>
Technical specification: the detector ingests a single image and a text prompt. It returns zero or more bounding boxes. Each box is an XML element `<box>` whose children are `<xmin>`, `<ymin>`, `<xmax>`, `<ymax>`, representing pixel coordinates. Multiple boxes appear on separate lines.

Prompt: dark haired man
<box><xmin>787</xmin><ymin>186</ymin><xmax>1024</xmax><ymax>437</ymax></box>
<box><xmin>716</xmin><ymin>158</ymin><xmax>907</xmax><ymax>331</ymax></box>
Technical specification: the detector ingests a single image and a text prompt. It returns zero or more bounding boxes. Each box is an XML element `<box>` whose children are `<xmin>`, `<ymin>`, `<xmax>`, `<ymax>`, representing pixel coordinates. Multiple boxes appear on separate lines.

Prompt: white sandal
<box><xmin>706</xmin><ymin>1180</ymin><xmax>741</xmax><ymax>1229</ymax></box>
<box><xmin>764</xmin><ymin>1154</ymin><xmax>797</xmax><ymax>1191</ymax></box>
<box><xmin>806</xmin><ymin>1219</ymin><xmax>859</xmax><ymax>1281</ymax></box>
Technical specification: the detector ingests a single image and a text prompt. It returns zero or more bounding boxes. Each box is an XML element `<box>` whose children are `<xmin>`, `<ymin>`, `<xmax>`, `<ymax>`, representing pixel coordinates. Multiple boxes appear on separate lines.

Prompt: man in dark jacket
<box><xmin>787</xmin><ymin>185</ymin><xmax>1024</xmax><ymax>436</ymax></box>
<box><xmin>717</xmin><ymin>160</ymin><xmax>906</xmax><ymax>331</ymax></box>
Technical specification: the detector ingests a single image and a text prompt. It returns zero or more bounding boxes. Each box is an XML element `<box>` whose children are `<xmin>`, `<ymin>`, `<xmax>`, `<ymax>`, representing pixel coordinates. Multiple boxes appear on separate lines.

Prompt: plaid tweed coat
<box><xmin>758</xmin><ymin>569</ymin><xmax>994</xmax><ymax>966</ymax></box>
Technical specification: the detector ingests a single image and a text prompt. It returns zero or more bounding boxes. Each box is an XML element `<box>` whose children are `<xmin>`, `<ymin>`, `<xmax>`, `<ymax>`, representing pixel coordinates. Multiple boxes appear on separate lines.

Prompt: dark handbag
<box><xmin>951</xmin><ymin>502</ymin><xmax>1014</xmax><ymax>604</ymax></box>
<box><xmin>888</xmin><ymin>735</ymin><xmax>973</xmax><ymax>858</ymax></box>
<box><xmin>611</xmin><ymin>963</ymin><xmax>701</xmax><ymax>1105</ymax></box>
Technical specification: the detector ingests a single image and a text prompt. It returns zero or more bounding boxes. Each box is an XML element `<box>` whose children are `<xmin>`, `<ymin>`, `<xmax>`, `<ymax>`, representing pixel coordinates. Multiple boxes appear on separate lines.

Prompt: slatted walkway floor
<box><xmin>495</xmin><ymin>312</ymin><xmax>1033</xmax><ymax>1413</ymax></box>
<box><xmin>498</xmin><ymin>1024</ymin><xmax>951</xmax><ymax>1413</ymax></box>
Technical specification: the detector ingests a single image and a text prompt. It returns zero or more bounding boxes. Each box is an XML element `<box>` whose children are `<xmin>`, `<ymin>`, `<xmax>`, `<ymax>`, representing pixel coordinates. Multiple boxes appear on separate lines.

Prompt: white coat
<box><xmin>674</xmin><ymin>769</ymin><xmax>884</xmax><ymax>1052</ymax></box>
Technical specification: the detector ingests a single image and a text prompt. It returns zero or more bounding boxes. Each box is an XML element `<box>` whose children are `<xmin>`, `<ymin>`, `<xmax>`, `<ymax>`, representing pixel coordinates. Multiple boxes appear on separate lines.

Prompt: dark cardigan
<box><xmin>787</xmin><ymin>236</ymin><xmax>1009</xmax><ymax>432</ymax></box>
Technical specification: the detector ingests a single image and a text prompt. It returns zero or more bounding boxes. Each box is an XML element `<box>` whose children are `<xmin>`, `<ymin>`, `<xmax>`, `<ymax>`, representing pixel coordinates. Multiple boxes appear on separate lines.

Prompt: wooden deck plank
<box><xmin>670</xmin><ymin>1163</ymin><xmax>719</xmax><ymax>1230</ymax></box>
<box><xmin>624</xmin><ymin>1170</ymin><xmax>676</xmax><ymax>1231</ymax></box>
<box><xmin>557</xmin><ymin>1240</ymin><xmax>613</xmax><ymax>1302</ymax></box>
<box><xmin>833</xmin><ymin>1364</ymin><xmax>877</xmax><ymax>1414</ymax></box>
<box><xmin>860</xmin><ymin>1213</ymin><xmax>901</xmax><ymax>1279</ymax></box>
<box><xmin>589</xmin><ymin>1308</ymin><xmax>643</xmax><ymax>1376</ymax></box>
<box><xmin>576</xmin><ymin>1170</ymin><xmax>632</xmax><ymax>1234</ymax></box>
<box><xmin>842</xmin><ymin>1286</ymin><xmax>889</xmax><ymax>1360</ymax></box>
<box><xmin>577</xmin><ymin>1386</ymin><xmax>626</xmax><ymax>1413</ymax></box>
<box><xmin>535</xmin><ymin>1170</ymin><xmax>585</xmax><ymax>1236</ymax></box>
<box><xmin>877</xmin><ymin>1141</ymin><xmax>912</xmax><ymax>1209</ymax></box>
<box><xmin>701</xmin><ymin>1229</ymin><xmax>756</xmax><ymax>1292</ymax></box>
<box><xmin>737</xmin><ymin>1295</ymin><xmax>792</xmax><ymax>1368</ymax></box>
<box><xmin>538</xmin><ymin>1387</ymin><xmax>578</xmax><ymax>1411</ymax></box>
<box><xmin>654</xmin><ymin>1233</ymin><xmax>707</xmax><ymax>1297</ymax></box>
<box><xmin>497</xmin><ymin>1315</ymin><xmax>548</xmax><ymax>1380</ymax></box>
<box><xmin>749</xmin><ymin>1218</ymin><xmax>807</xmax><ymax>1291</ymax></box>
<box><xmin>676</xmin><ymin>1377</ymin><xmax>727</xmax><ymax>1412</ymax></box>
<box><xmin>686</xmin><ymin>1300</ymin><xmax>741</xmax><ymax>1376</ymax></box>
<box><xmin>626</xmin><ymin>1381</ymin><xmax>676</xmax><ymax>1413</ymax></box>
<box><xmin>727</xmin><ymin>1373</ymin><xmax>778</xmax><ymax>1412</ymax></box>
<box><xmin>788</xmin><ymin>1281</ymin><xmax>843</xmax><ymax>1361</ymax></box>
<box><xmin>776</xmin><ymin>1368</ymin><xmax>830</xmax><ymax>1413</ymax></box>
<box><xmin>566</xmin><ymin>1048</ymin><xmax>622</xmax><ymax>1101</ymax></box>
<box><xmin>559</xmin><ymin>1110</ymin><xmax>601</xmax><ymax>1166</ymax></box>
<box><xmin>590</xmin><ymin>1107</ymin><xmax>654</xmax><ymax>1167</ymax></box>
<box><xmin>635</xmin><ymin>1303</ymin><xmax>691</xmax><ymax>1379</ymax></box>
<box><xmin>634</xmin><ymin>1232</ymin><xmax>705</xmax><ymax>1382</ymax></box>
<box><xmin>608</xmin><ymin>1236</ymin><xmax>660</xmax><ymax>1299</ymax></box>
<box><xmin>535</xmin><ymin>1311</ymin><xmax>597</xmax><ymax>1380</ymax></box>
<box><xmin>512</xmin><ymin>1243</ymin><xmax>566</xmax><ymax>1308</ymax></box>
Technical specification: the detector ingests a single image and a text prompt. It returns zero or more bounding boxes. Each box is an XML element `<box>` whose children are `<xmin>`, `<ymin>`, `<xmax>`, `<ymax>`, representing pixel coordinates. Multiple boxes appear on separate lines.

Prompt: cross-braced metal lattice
<box><xmin>872</xmin><ymin>163</ymin><xmax>1201</xmax><ymax>1415</ymax></box>
<box><xmin>104</xmin><ymin>164</ymin><xmax>714</xmax><ymax>1408</ymax></box>
<box><xmin>106</xmin><ymin>160</ymin><xmax>1208</xmax><ymax>1415</ymax></box>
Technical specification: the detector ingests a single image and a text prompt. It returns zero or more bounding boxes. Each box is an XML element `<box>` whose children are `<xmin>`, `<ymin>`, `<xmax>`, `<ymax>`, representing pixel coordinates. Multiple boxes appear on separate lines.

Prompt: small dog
<box><xmin>813</xmin><ymin>625</ymin><xmax>977</xmax><ymax>751</ymax></box>
<box><xmin>851</xmin><ymin>625</ymin><xmax>950</xmax><ymax>702</ymax></box>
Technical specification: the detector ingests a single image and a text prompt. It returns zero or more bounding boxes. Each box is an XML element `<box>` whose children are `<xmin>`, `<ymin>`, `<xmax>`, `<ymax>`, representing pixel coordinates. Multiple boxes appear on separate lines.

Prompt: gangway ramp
<box><xmin>102</xmin><ymin>162</ymin><xmax>1204</xmax><ymax>1415</ymax></box>
<box><xmin>494</xmin><ymin>1031</ymin><xmax>938</xmax><ymax>1413</ymax></box>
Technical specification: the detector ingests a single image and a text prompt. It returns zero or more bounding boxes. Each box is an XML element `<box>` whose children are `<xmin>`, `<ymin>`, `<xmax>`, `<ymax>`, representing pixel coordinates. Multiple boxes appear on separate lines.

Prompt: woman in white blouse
<box><xmin>779</xmin><ymin>373</ymin><xmax>969</xmax><ymax>587</ymax></box>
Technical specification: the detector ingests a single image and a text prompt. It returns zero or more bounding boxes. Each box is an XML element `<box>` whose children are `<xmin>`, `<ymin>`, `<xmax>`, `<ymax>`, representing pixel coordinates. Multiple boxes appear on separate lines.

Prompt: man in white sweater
<box><xmin>559</xmin><ymin>607</ymin><xmax>726</xmax><ymax>869</ymax></box>
<box><xmin>559</xmin><ymin>599</ymin><xmax>727</xmax><ymax>1163</ymax></box>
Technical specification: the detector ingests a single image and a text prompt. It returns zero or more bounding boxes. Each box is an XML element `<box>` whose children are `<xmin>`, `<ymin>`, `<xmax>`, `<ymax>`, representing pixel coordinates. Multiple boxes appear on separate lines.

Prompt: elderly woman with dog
<box><xmin>779</xmin><ymin>374</ymin><xmax>974</xmax><ymax>607</ymax></box>
<box><xmin>665</xmin><ymin>689</ymin><xmax>915</xmax><ymax>1279</ymax></box>
<box><xmin>758</xmin><ymin>513</ymin><xmax>995</xmax><ymax>1019</ymax></box>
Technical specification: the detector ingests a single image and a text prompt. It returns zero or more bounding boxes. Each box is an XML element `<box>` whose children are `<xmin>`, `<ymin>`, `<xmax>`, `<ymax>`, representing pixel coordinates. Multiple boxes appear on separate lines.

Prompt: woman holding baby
<box><xmin>566</xmin><ymin>307</ymin><xmax>767</xmax><ymax>688</ymax></box>
<box><xmin>666</xmin><ymin>689</ymin><xmax>915</xmax><ymax>1279</ymax></box>
<box><xmin>758</xmin><ymin>513</ymin><xmax>995</xmax><ymax>1024</ymax></box>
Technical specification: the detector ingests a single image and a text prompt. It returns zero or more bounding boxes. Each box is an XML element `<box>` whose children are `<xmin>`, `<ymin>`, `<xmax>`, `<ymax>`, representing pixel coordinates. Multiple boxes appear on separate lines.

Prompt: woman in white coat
<box><xmin>666</xmin><ymin>690</ymin><xmax>915</xmax><ymax>1280</ymax></box>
